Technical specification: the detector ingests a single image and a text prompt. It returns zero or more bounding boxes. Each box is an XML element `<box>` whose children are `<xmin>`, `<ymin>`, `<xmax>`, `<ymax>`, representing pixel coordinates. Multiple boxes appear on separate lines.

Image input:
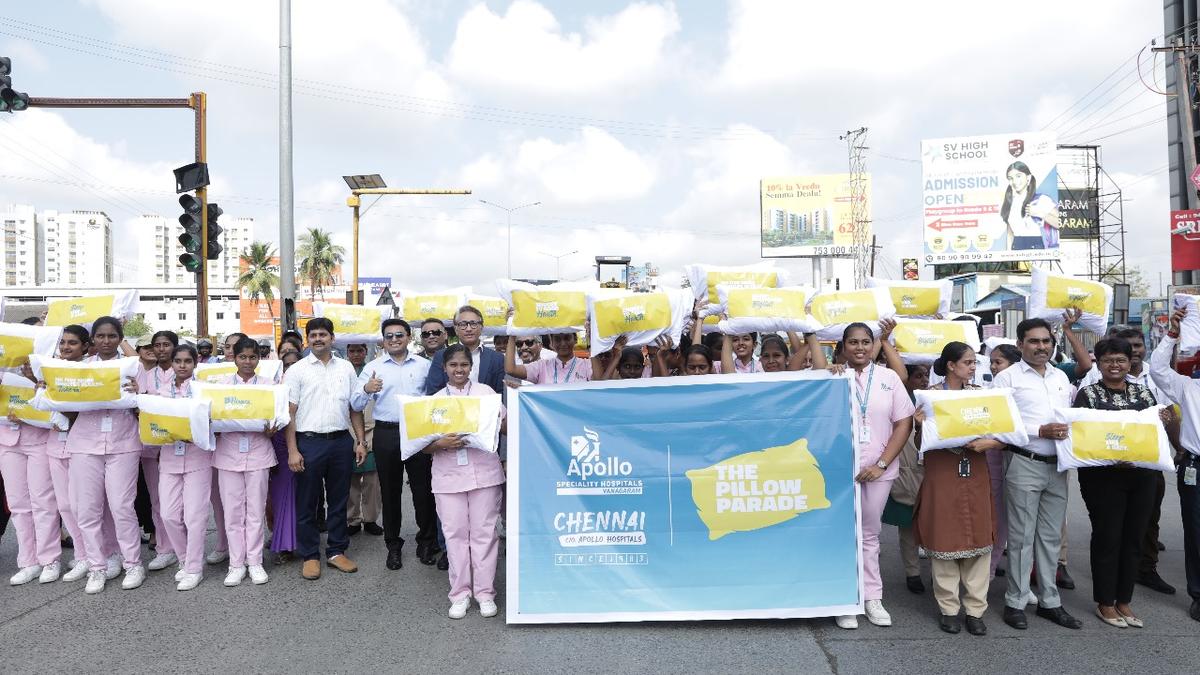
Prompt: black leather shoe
<box><xmin>906</xmin><ymin>575</ymin><xmax>925</xmax><ymax>594</ymax></box>
<box><xmin>348</xmin><ymin>524</ymin><xmax>362</xmax><ymax>536</ymax></box>
<box><xmin>938</xmin><ymin>614</ymin><xmax>961</xmax><ymax>634</ymax></box>
<box><xmin>1137</xmin><ymin>571</ymin><xmax>1177</xmax><ymax>595</ymax></box>
<box><xmin>420</xmin><ymin>546</ymin><xmax>438</xmax><ymax>566</ymax></box>
<box><xmin>363</xmin><ymin>522</ymin><xmax>383</xmax><ymax>536</ymax></box>
<box><xmin>1002</xmin><ymin>607</ymin><xmax>1027</xmax><ymax>630</ymax></box>
<box><xmin>1055</xmin><ymin>564</ymin><xmax>1075</xmax><ymax>590</ymax></box>
<box><xmin>1189</xmin><ymin>599</ymin><xmax>1200</xmax><ymax>622</ymax></box>
<box><xmin>1157</xmin><ymin>540</ymin><xmax>1166</xmax><ymax>551</ymax></box>
<box><xmin>415</xmin><ymin>543</ymin><xmax>429</xmax><ymax>560</ymax></box>
<box><xmin>965</xmin><ymin>615</ymin><xmax>987</xmax><ymax>636</ymax></box>
<box><xmin>436</xmin><ymin>551</ymin><xmax>448</xmax><ymax>571</ymax></box>
<box><xmin>1036</xmin><ymin>605</ymin><xmax>1082</xmax><ymax>629</ymax></box>
<box><xmin>385</xmin><ymin>545</ymin><xmax>403</xmax><ymax>571</ymax></box>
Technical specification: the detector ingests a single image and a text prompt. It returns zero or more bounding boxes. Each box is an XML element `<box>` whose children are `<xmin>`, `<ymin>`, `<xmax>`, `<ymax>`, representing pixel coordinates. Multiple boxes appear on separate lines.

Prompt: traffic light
<box><xmin>178</xmin><ymin>194</ymin><xmax>203</xmax><ymax>273</ymax></box>
<box><xmin>205</xmin><ymin>202</ymin><xmax>223</xmax><ymax>260</ymax></box>
<box><xmin>0</xmin><ymin>57</ymin><xmax>30</xmax><ymax>113</ymax></box>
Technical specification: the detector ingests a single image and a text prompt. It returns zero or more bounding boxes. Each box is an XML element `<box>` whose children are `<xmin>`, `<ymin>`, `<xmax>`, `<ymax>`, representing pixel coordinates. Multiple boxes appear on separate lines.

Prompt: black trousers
<box><xmin>294</xmin><ymin>431</ymin><xmax>353</xmax><ymax>561</ymax></box>
<box><xmin>373</xmin><ymin>422</ymin><xmax>438</xmax><ymax>551</ymax></box>
<box><xmin>1078</xmin><ymin>465</ymin><xmax>1157</xmax><ymax>605</ymax></box>
<box><xmin>134</xmin><ymin>464</ymin><xmax>153</xmax><ymax>535</ymax></box>
<box><xmin>1138</xmin><ymin>471</ymin><xmax>1166</xmax><ymax>574</ymax></box>
<box><xmin>1180</xmin><ymin>454</ymin><xmax>1200</xmax><ymax>600</ymax></box>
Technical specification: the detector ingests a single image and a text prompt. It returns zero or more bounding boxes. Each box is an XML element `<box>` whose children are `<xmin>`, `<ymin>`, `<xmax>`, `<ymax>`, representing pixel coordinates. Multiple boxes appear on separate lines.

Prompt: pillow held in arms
<box><xmin>495</xmin><ymin>279</ymin><xmax>593</xmax><ymax>337</ymax></box>
<box><xmin>194</xmin><ymin>360</ymin><xmax>283</xmax><ymax>384</ymax></box>
<box><xmin>808</xmin><ymin>287</ymin><xmax>896</xmax><ymax>341</ymax></box>
<box><xmin>44</xmin><ymin>290</ymin><xmax>139</xmax><ymax>330</ymax></box>
<box><xmin>1173</xmin><ymin>293</ymin><xmax>1200</xmax><ymax>352</ymax></box>
<box><xmin>716</xmin><ymin>284</ymin><xmax>822</xmax><ymax>335</ymax></box>
<box><xmin>29</xmin><ymin>355</ymin><xmax>139</xmax><ymax>412</ymax></box>
<box><xmin>398</xmin><ymin>393</ymin><xmax>502</xmax><ymax>461</ymax></box>
<box><xmin>866</xmin><ymin>277</ymin><xmax>952</xmax><ymax>318</ymax></box>
<box><xmin>891</xmin><ymin>319</ymin><xmax>982</xmax><ymax>365</ymax></box>
<box><xmin>1053</xmin><ymin>405</ymin><xmax>1174</xmax><ymax>472</ymax></box>
<box><xmin>191</xmin><ymin>382</ymin><xmax>290</xmax><ymax>434</ymax></box>
<box><xmin>914</xmin><ymin>387</ymin><xmax>1028</xmax><ymax>456</ymax></box>
<box><xmin>683</xmin><ymin>263</ymin><xmax>787</xmax><ymax>315</ymax></box>
<box><xmin>396</xmin><ymin>288</ymin><xmax>470</xmax><ymax>325</ymax></box>
<box><xmin>587</xmin><ymin>288</ymin><xmax>690</xmax><ymax>357</ymax></box>
<box><xmin>1029</xmin><ymin>268</ymin><xmax>1112</xmax><ymax>335</ymax></box>
<box><xmin>0</xmin><ymin>322</ymin><xmax>62</xmax><ymax>369</ymax></box>
<box><xmin>0</xmin><ymin>372</ymin><xmax>68</xmax><ymax>430</ymax></box>
<box><xmin>312</xmin><ymin>303</ymin><xmax>392</xmax><ymax>345</ymax></box>
<box><xmin>135</xmin><ymin>394</ymin><xmax>213</xmax><ymax>451</ymax></box>
<box><xmin>467</xmin><ymin>295</ymin><xmax>511</xmax><ymax>336</ymax></box>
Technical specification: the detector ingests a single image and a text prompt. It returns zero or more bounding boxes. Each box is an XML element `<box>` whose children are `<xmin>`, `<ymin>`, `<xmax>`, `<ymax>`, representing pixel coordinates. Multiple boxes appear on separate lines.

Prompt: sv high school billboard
<box><xmin>506</xmin><ymin>373</ymin><xmax>862</xmax><ymax>623</ymax></box>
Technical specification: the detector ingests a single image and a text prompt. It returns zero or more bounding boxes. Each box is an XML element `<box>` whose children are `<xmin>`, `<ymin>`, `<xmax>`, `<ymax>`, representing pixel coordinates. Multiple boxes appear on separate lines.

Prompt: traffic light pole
<box><xmin>27</xmin><ymin>93</ymin><xmax>211</xmax><ymax>336</ymax></box>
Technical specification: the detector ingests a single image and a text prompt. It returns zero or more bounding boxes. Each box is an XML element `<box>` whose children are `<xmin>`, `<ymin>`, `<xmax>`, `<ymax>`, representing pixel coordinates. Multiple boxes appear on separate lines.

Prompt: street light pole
<box><xmin>539</xmin><ymin>249</ymin><xmax>578</xmax><ymax>281</ymax></box>
<box><xmin>479</xmin><ymin>200</ymin><xmax>540</xmax><ymax>278</ymax></box>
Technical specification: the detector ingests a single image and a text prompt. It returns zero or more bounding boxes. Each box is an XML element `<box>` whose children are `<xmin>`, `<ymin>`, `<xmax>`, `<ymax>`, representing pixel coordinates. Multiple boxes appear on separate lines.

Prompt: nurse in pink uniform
<box><xmin>212</xmin><ymin>336</ymin><xmax>279</xmax><ymax>587</ymax></box>
<box><xmin>66</xmin><ymin>316</ymin><xmax>145</xmax><ymax>595</ymax></box>
<box><xmin>136</xmin><ymin>330</ymin><xmax>180</xmax><ymax>574</ymax></box>
<box><xmin>154</xmin><ymin>344</ymin><xmax>213</xmax><ymax>592</ymax></box>
<box><xmin>0</xmin><ymin>403</ymin><xmax>60</xmax><ymax>586</ymax></box>
<box><xmin>829</xmin><ymin>321</ymin><xmax>915</xmax><ymax>630</ymax></box>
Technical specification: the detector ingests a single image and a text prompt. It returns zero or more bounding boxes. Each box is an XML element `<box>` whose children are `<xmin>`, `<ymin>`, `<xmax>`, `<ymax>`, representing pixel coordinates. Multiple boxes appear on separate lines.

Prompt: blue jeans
<box><xmin>1179</xmin><ymin>455</ymin><xmax>1200</xmax><ymax>600</ymax></box>
<box><xmin>294</xmin><ymin>431</ymin><xmax>353</xmax><ymax>561</ymax></box>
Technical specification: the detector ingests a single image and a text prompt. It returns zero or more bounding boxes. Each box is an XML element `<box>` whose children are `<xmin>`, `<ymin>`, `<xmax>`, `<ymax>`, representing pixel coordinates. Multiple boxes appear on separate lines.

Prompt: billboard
<box><xmin>901</xmin><ymin>258</ymin><xmax>919</xmax><ymax>281</ymax></box>
<box><xmin>1171</xmin><ymin>209</ymin><xmax>1200</xmax><ymax>272</ymax></box>
<box><xmin>1058</xmin><ymin>187</ymin><xmax>1099</xmax><ymax>239</ymax></box>
<box><xmin>761</xmin><ymin>174</ymin><xmax>871</xmax><ymax>258</ymax></box>
<box><xmin>922</xmin><ymin>132</ymin><xmax>1059</xmax><ymax>264</ymax></box>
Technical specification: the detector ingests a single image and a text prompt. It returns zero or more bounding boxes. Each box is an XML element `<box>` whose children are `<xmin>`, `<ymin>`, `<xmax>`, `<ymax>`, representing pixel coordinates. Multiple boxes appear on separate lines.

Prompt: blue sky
<box><xmin>0</xmin><ymin>1</ymin><xmax>1171</xmax><ymax>290</ymax></box>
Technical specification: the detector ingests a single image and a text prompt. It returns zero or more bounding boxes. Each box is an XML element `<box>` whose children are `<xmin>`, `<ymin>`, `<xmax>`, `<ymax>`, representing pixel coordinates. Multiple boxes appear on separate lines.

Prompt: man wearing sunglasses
<box><xmin>418</xmin><ymin>319</ymin><xmax>448</xmax><ymax>358</ymax></box>
<box><xmin>352</xmin><ymin>319</ymin><xmax>435</xmax><ymax>570</ymax></box>
<box><xmin>423</xmin><ymin>305</ymin><xmax>507</xmax><ymax>397</ymax></box>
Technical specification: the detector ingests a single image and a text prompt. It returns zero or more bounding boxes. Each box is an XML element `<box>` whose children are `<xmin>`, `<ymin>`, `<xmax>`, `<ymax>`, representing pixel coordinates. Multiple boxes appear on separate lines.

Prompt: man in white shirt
<box><xmin>352</xmin><ymin>318</ymin><xmax>434</xmax><ymax>570</ymax></box>
<box><xmin>1150</xmin><ymin>307</ymin><xmax>1200</xmax><ymax>622</ymax></box>
<box><xmin>991</xmin><ymin>318</ymin><xmax>1082</xmax><ymax>631</ymax></box>
<box><xmin>285</xmin><ymin>318</ymin><xmax>368</xmax><ymax>581</ymax></box>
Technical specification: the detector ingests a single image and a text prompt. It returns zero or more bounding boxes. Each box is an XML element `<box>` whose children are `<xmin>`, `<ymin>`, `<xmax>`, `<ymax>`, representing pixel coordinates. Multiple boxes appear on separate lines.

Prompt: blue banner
<box><xmin>507</xmin><ymin>372</ymin><xmax>861</xmax><ymax>623</ymax></box>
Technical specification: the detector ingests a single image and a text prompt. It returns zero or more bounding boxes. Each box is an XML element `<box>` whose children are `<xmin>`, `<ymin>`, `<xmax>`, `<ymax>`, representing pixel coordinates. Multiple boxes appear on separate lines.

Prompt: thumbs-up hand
<box><xmin>364</xmin><ymin>370</ymin><xmax>383</xmax><ymax>395</ymax></box>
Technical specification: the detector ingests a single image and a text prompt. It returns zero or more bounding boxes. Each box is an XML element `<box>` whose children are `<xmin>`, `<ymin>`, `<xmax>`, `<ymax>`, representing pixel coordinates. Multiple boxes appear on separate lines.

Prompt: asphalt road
<box><xmin>1</xmin><ymin>471</ymin><xmax>1197</xmax><ymax>674</ymax></box>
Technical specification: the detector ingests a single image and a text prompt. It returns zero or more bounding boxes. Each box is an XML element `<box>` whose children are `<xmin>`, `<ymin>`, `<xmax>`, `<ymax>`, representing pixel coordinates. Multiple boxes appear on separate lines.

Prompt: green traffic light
<box><xmin>178</xmin><ymin>253</ymin><xmax>201</xmax><ymax>273</ymax></box>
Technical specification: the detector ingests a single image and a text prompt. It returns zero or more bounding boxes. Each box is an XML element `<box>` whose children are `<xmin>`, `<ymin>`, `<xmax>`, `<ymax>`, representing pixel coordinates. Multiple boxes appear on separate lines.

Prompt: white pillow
<box><xmin>397</xmin><ymin>288</ymin><xmax>470</xmax><ymax>325</ymax></box>
<box><xmin>312</xmin><ymin>303</ymin><xmax>391</xmax><ymax>345</ymax></box>
<box><xmin>44</xmin><ymin>290</ymin><xmax>139</xmax><ymax>330</ymax></box>
<box><xmin>135</xmin><ymin>394</ymin><xmax>213</xmax><ymax>451</ymax></box>
<box><xmin>1053</xmin><ymin>405</ymin><xmax>1173</xmax><ymax>472</ymax></box>
<box><xmin>192</xmin><ymin>382</ymin><xmax>290</xmax><ymax>433</ymax></box>
<box><xmin>467</xmin><ymin>294</ymin><xmax>511</xmax><ymax>336</ymax></box>
<box><xmin>0</xmin><ymin>372</ymin><xmax>69</xmax><ymax>430</ymax></box>
<box><xmin>495</xmin><ymin>280</ymin><xmax>593</xmax><ymax>337</ymax></box>
<box><xmin>194</xmin><ymin>360</ymin><xmax>283</xmax><ymax>385</ymax></box>
<box><xmin>866</xmin><ymin>277</ymin><xmax>951</xmax><ymax>318</ymax></box>
<box><xmin>1173</xmin><ymin>294</ymin><xmax>1200</xmax><ymax>353</ymax></box>
<box><xmin>398</xmin><ymin>393</ymin><xmax>502</xmax><ymax>461</ymax></box>
<box><xmin>808</xmin><ymin>287</ymin><xmax>896</xmax><ymax>341</ymax></box>
<box><xmin>982</xmin><ymin>336</ymin><xmax>1016</xmax><ymax>355</ymax></box>
<box><xmin>29</xmin><ymin>355</ymin><xmax>139</xmax><ymax>412</ymax></box>
<box><xmin>1029</xmin><ymin>268</ymin><xmax>1112</xmax><ymax>335</ymax></box>
<box><xmin>891</xmin><ymin>319</ymin><xmax>981</xmax><ymax>365</ymax></box>
<box><xmin>716</xmin><ymin>285</ymin><xmax>822</xmax><ymax>335</ymax></box>
<box><xmin>588</xmin><ymin>288</ymin><xmax>690</xmax><ymax>356</ymax></box>
<box><xmin>684</xmin><ymin>263</ymin><xmax>787</xmax><ymax>314</ymax></box>
<box><xmin>0</xmin><ymin>323</ymin><xmax>63</xmax><ymax>369</ymax></box>
<box><xmin>914</xmin><ymin>387</ymin><xmax>1029</xmax><ymax>456</ymax></box>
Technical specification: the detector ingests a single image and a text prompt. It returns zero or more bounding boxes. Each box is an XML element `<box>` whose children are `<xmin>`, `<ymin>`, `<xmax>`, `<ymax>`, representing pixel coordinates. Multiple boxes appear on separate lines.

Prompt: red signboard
<box><xmin>1171</xmin><ymin>209</ymin><xmax>1200</xmax><ymax>271</ymax></box>
<box><xmin>1191</xmin><ymin>165</ymin><xmax>1200</xmax><ymax>192</ymax></box>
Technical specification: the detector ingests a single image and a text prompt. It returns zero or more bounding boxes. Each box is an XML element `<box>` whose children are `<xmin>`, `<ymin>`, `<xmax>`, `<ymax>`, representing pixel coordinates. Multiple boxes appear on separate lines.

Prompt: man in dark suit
<box><xmin>423</xmin><ymin>305</ymin><xmax>507</xmax><ymax>396</ymax></box>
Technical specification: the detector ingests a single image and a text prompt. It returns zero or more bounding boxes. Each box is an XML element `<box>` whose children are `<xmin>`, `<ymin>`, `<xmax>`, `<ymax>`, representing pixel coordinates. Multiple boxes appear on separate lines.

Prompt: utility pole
<box><xmin>868</xmin><ymin>234</ymin><xmax>879</xmax><ymax>277</ymax></box>
<box><xmin>1156</xmin><ymin>39</ymin><xmax>1200</xmax><ymax>210</ymax></box>
<box><xmin>279</xmin><ymin>0</ymin><xmax>296</xmax><ymax>328</ymax></box>
<box><xmin>840</xmin><ymin>127</ymin><xmax>870</xmax><ymax>289</ymax></box>
<box><xmin>540</xmin><ymin>249</ymin><xmax>578</xmax><ymax>281</ymax></box>
<box><xmin>479</xmin><ymin>200</ymin><xmax>541</xmax><ymax>278</ymax></box>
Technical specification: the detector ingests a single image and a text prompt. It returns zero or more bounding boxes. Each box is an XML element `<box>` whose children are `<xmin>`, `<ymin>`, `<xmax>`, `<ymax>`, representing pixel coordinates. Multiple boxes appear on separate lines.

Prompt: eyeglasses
<box><xmin>515</xmin><ymin>339</ymin><xmax>537</xmax><ymax>348</ymax></box>
<box><xmin>383</xmin><ymin>332</ymin><xmax>408</xmax><ymax>341</ymax></box>
<box><xmin>454</xmin><ymin>320</ymin><xmax>483</xmax><ymax>329</ymax></box>
<box><xmin>421</xmin><ymin>330</ymin><xmax>445</xmax><ymax>338</ymax></box>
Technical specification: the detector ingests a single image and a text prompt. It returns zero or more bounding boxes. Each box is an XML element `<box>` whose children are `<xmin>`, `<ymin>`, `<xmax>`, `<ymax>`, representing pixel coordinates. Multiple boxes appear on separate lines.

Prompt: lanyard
<box><xmin>853</xmin><ymin>363</ymin><xmax>875</xmax><ymax>421</ymax></box>
<box><xmin>447</xmin><ymin>381</ymin><xmax>472</xmax><ymax>396</ymax></box>
<box><xmin>169</xmin><ymin>377</ymin><xmax>192</xmax><ymax>399</ymax></box>
<box><xmin>553</xmin><ymin>358</ymin><xmax>578</xmax><ymax>384</ymax></box>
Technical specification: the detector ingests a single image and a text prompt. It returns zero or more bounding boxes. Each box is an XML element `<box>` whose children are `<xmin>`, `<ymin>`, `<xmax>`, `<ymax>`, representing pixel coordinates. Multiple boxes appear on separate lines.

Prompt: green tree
<box><xmin>1100</xmin><ymin>264</ymin><xmax>1152</xmax><ymax>297</ymax></box>
<box><xmin>124</xmin><ymin>314</ymin><xmax>152</xmax><ymax>338</ymax></box>
<box><xmin>297</xmin><ymin>227</ymin><xmax>345</xmax><ymax>300</ymax></box>
<box><xmin>236</xmin><ymin>241</ymin><xmax>281</xmax><ymax>318</ymax></box>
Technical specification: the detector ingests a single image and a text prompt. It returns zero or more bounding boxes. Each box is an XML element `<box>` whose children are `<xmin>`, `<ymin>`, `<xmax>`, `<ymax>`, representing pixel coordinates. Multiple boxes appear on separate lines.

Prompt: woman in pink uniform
<box><xmin>154</xmin><ymin>344</ymin><xmax>213</xmax><ymax>591</ymax></box>
<box><xmin>212</xmin><ymin>336</ymin><xmax>279</xmax><ymax>587</ymax></box>
<box><xmin>828</xmin><ymin>321</ymin><xmax>915</xmax><ymax>630</ymax></box>
<box><xmin>0</xmin><ymin>376</ymin><xmax>61</xmax><ymax>585</ymax></box>
<box><xmin>137</xmin><ymin>330</ymin><xmax>179</xmax><ymax>574</ymax></box>
<box><xmin>426</xmin><ymin>343</ymin><xmax>506</xmax><ymax>619</ymax></box>
<box><xmin>67</xmin><ymin>316</ymin><xmax>144</xmax><ymax>595</ymax></box>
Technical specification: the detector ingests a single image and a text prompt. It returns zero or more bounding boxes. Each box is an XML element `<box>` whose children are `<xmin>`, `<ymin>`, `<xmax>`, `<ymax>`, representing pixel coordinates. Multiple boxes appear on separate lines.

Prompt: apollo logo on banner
<box><xmin>558</xmin><ymin>427</ymin><xmax>642</xmax><ymax>496</ymax></box>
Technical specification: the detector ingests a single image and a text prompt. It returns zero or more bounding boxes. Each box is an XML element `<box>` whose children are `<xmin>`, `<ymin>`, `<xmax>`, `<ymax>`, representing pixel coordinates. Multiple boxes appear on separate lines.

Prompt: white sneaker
<box><xmin>104</xmin><ymin>555</ymin><xmax>122</xmax><ymax>580</ymax></box>
<box><xmin>247</xmin><ymin>564</ymin><xmax>269</xmax><ymax>585</ymax></box>
<box><xmin>479</xmin><ymin>599</ymin><xmax>499</xmax><ymax>618</ymax></box>
<box><xmin>62</xmin><ymin>560</ymin><xmax>90</xmax><ymax>583</ymax></box>
<box><xmin>175</xmin><ymin>566</ymin><xmax>187</xmax><ymax>582</ymax></box>
<box><xmin>1025</xmin><ymin>590</ymin><xmax>1038</xmax><ymax>606</ymax></box>
<box><xmin>121</xmin><ymin>565</ymin><xmax>146</xmax><ymax>590</ymax></box>
<box><xmin>147</xmin><ymin>552</ymin><xmax>178</xmax><ymax>571</ymax></box>
<box><xmin>176</xmin><ymin>572</ymin><xmax>203</xmax><ymax>591</ymax></box>
<box><xmin>38</xmin><ymin>562</ymin><xmax>61</xmax><ymax>583</ymax></box>
<box><xmin>496</xmin><ymin>517</ymin><xmax>506</xmax><ymax>540</ymax></box>
<box><xmin>224</xmin><ymin>566</ymin><xmax>247</xmax><ymax>587</ymax></box>
<box><xmin>84</xmin><ymin>570</ymin><xmax>106</xmax><ymax>594</ymax></box>
<box><xmin>205</xmin><ymin>550</ymin><xmax>229</xmax><ymax>565</ymax></box>
<box><xmin>835</xmin><ymin>614</ymin><xmax>859</xmax><ymax>629</ymax></box>
<box><xmin>448</xmin><ymin>598</ymin><xmax>471</xmax><ymax>619</ymax></box>
<box><xmin>864</xmin><ymin>599</ymin><xmax>892</xmax><ymax>626</ymax></box>
<box><xmin>9</xmin><ymin>565</ymin><xmax>42</xmax><ymax>586</ymax></box>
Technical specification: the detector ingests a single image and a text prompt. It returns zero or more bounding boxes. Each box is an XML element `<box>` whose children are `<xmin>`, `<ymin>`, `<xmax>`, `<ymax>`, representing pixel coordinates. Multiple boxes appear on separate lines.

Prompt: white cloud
<box><xmin>445</xmin><ymin>0</ymin><xmax>680</xmax><ymax>96</ymax></box>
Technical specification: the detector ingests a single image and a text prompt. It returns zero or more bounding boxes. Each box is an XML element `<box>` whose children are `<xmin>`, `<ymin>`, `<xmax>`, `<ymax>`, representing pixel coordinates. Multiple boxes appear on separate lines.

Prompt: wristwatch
<box><xmin>875</xmin><ymin>459</ymin><xmax>888</xmax><ymax>470</ymax></box>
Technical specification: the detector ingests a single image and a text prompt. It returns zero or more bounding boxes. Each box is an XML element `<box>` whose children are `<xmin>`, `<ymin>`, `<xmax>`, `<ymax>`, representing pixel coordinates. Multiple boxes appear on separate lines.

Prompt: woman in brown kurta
<box><xmin>913</xmin><ymin>341</ymin><xmax>999</xmax><ymax>637</ymax></box>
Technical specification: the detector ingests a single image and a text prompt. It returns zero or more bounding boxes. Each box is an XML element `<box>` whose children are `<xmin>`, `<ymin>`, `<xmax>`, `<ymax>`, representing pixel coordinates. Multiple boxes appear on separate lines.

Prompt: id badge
<box><xmin>858</xmin><ymin>423</ymin><xmax>871</xmax><ymax>445</ymax></box>
<box><xmin>174</xmin><ymin>441</ymin><xmax>186</xmax><ymax>456</ymax></box>
<box><xmin>8</xmin><ymin>421</ymin><xmax>19</xmax><ymax>430</ymax></box>
<box><xmin>58</xmin><ymin>431</ymin><xmax>69</xmax><ymax>442</ymax></box>
<box><xmin>100</xmin><ymin>416</ymin><xmax>113</xmax><ymax>433</ymax></box>
<box><xmin>456</xmin><ymin>448</ymin><xmax>469</xmax><ymax>466</ymax></box>
<box><xmin>238</xmin><ymin>436</ymin><xmax>250</xmax><ymax>453</ymax></box>
<box><xmin>1186</xmin><ymin>466</ymin><xmax>1198</xmax><ymax>487</ymax></box>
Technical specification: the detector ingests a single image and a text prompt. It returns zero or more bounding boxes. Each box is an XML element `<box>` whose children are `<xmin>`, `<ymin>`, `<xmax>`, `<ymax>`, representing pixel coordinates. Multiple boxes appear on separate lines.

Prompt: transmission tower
<box><xmin>841</xmin><ymin>127</ymin><xmax>870</xmax><ymax>288</ymax></box>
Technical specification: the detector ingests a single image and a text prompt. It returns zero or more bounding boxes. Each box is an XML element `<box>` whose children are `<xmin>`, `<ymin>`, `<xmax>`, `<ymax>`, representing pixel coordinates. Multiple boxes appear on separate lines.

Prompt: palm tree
<box><xmin>236</xmin><ymin>241</ymin><xmax>281</xmax><ymax>318</ymax></box>
<box><xmin>297</xmin><ymin>227</ymin><xmax>345</xmax><ymax>300</ymax></box>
